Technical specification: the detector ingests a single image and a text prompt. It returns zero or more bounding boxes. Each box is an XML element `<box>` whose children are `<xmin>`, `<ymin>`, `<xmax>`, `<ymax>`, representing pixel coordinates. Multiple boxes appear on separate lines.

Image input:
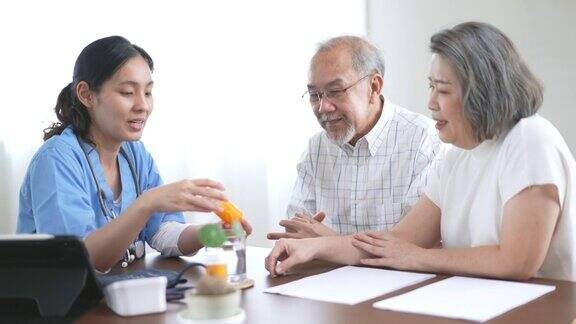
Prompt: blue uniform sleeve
<box><xmin>134</xmin><ymin>144</ymin><xmax>185</xmax><ymax>243</ymax></box>
<box><xmin>27</xmin><ymin>146</ymin><xmax>97</xmax><ymax>237</ymax></box>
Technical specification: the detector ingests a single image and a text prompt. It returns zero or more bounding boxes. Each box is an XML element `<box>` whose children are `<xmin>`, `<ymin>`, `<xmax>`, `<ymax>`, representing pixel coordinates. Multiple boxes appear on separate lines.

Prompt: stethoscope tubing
<box><xmin>76</xmin><ymin>135</ymin><xmax>143</xmax><ymax>267</ymax></box>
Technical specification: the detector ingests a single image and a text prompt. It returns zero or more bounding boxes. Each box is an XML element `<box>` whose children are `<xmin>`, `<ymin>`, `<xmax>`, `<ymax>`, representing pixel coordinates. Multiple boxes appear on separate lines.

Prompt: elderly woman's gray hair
<box><xmin>430</xmin><ymin>22</ymin><xmax>543</xmax><ymax>142</ymax></box>
<box><xmin>315</xmin><ymin>35</ymin><xmax>385</xmax><ymax>77</ymax></box>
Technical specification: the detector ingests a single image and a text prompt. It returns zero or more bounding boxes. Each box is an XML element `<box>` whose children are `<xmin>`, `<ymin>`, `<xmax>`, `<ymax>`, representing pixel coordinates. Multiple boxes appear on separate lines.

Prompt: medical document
<box><xmin>373</xmin><ymin>276</ymin><xmax>555</xmax><ymax>322</ymax></box>
<box><xmin>264</xmin><ymin>266</ymin><xmax>435</xmax><ymax>305</ymax></box>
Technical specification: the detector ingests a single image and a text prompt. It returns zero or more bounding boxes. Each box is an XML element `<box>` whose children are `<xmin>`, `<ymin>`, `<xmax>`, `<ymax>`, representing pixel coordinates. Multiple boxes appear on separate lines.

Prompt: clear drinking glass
<box><xmin>221</xmin><ymin>229</ymin><xmax>246</xmax><ymax>283</ymax></box>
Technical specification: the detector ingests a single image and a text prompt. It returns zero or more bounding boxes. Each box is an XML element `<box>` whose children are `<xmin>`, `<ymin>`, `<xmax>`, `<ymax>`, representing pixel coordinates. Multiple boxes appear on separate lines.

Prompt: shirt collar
<box><xmin>363</xmin><ymin>95</ymin><xmax>395</xmax><ymax>156</ymax></box>
<box><xmin>468</xmin><ymin>138</ymin><xmax>498</xmax><ymax>161</ymax></box>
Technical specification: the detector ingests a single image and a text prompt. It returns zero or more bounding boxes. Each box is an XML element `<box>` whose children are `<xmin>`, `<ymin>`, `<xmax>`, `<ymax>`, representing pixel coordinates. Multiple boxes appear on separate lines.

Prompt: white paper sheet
<box><xmin>264</xmin><ymin>266</ymin><xmax>435</xmax><ymax>305</ymax></box>
<box><xmin>373</xmin><ymin>276</ymin><xmax>555</xmax><ymax>322</ymax></box>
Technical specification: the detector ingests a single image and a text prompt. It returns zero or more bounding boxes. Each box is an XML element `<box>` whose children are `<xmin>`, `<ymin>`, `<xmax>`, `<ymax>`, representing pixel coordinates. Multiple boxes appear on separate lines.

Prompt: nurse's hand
<box><xmin>222</xmin><ymin>218</ymin><xmax>253</xmax><ymax>236</ymax></box>
<box><xmin>142</xmin><ymin>179</ymin><xmax>227</xmax><ymax>214</ymax></box>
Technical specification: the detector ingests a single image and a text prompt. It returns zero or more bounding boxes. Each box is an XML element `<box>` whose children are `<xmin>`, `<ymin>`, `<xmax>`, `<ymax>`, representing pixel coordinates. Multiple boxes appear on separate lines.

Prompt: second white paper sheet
<box><xmin>264</xmin><ymin>266</ymin><xmax>435</xmax><ymax>305</ymax></box>
<box><xmin>373</xmin><ymin>276</ymin><xmax>555</xmax><ymax>322</ymax></box>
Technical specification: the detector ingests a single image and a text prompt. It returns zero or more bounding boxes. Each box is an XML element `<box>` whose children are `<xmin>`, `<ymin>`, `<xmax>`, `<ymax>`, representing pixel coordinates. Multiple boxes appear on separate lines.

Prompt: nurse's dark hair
<box><xmin>43</xmin><ymin>36</ymin><xmax>154</xmax><ymax>141</ymax></box>
<box><xmin>430</xmin><ymin>22</ymin><xmax>543</xmax><ymax>142</ymax></box>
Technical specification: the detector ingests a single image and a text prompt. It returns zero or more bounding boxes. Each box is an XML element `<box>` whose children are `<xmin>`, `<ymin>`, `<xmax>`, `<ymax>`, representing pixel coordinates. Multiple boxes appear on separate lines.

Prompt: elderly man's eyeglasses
<box><xmin>302</xmin><ymin>74</ymin><xmax>372</xmax><ymax>106</ymax></box>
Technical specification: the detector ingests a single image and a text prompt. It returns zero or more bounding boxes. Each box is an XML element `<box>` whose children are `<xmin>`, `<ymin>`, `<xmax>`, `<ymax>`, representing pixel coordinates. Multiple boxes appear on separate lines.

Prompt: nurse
<box><xmin>17</xmin><ymin>36</ymin><xmax>252</xmax><ymax>272</ymax></box>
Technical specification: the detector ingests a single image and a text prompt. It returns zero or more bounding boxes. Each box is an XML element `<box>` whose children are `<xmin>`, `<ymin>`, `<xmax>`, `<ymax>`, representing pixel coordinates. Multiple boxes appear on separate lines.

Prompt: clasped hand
<box><xmin>267</xmin><ymin>212</ymin><xmax>337</xmax><ymax>240</ymax></box>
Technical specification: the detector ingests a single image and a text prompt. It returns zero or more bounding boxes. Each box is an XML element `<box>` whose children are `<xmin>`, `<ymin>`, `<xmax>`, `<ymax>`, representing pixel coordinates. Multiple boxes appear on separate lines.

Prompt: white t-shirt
<box><xmin>425</xmin><ymin>114</ymin><xmax>576</xmax><ymax>281</ymax></box>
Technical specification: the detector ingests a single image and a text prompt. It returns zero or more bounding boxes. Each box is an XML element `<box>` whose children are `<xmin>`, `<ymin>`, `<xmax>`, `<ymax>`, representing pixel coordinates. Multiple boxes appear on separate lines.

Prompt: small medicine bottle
<box><xmin>204</xmin><ymin>248</ymin><xmax>228</xmax><ymax>280</ymax></box>
<box><xmin>215</xmin><ymin>201</ymin><xmax>243</xmax><ymax>225</ymax></box>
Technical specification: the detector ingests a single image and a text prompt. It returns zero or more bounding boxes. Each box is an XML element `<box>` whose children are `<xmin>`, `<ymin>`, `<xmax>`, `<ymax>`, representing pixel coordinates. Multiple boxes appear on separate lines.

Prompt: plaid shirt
<box><xmin>287</xmin><ymin>97</ymin><xmax>444</xmax><ymax>234</ymax></box>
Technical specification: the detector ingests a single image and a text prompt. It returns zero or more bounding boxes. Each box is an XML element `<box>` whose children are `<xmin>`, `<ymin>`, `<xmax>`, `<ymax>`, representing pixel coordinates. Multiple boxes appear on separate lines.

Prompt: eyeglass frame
<box><xmin>302</xmin><ymin>74</ymin><xmax>373</xmax><ymax>107</ymax></box>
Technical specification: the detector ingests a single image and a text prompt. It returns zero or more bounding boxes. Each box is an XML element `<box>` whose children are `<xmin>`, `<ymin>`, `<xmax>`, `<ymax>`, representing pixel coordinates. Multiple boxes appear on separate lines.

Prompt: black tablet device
<box><xmin>0</xmin><ymin>235</ymin><xmax>103</xmax><ymax>318</ymax></box>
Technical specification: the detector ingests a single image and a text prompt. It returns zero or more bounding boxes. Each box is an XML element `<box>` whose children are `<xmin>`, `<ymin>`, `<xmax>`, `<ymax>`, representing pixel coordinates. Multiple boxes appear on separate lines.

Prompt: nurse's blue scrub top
<box><xmin>17</xmin><ymin>126</ymin><xmax>184</xmax><ymax>243</ymax></box>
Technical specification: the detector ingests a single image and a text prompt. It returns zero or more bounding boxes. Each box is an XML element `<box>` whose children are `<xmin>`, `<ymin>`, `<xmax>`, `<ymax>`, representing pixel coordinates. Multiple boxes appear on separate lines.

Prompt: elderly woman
<box><xmin>265</xmin><ymin>22</ymin><xmax>576</xmax><ymax>281</ymax></box>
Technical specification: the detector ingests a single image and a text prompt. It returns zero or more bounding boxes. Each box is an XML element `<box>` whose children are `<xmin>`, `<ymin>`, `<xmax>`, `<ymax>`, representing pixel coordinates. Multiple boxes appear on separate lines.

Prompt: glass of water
<box><xmin>221</xmin><ymin>228</ymin><xmax>246</xmax><ymax>283</ymax></box>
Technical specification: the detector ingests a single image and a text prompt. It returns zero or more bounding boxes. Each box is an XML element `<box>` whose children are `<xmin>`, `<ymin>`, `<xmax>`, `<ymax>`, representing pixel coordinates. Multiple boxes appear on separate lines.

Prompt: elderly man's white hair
<box><xmin>314</xmin><ymin>35</ymin><xmax>385</xmax><ymax>77</ymax></box>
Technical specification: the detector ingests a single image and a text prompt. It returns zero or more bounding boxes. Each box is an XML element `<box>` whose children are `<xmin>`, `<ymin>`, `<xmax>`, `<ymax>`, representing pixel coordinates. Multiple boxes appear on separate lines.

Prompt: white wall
<box><xmin>367</xmin><ymin>0</ymin><xmax>576</xmax><ymax>153</ymax></box>
<box><xmin>0</xmin><ymin>1</ymin><xmax>366</xmax><ymax>247</ymax></box>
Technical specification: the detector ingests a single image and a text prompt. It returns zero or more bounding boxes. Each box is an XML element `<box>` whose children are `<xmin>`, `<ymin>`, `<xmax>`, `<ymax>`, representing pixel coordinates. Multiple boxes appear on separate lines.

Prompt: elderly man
<box><xmin>268</xmin><ymin>36</ymin><xmax>443</xmax><ymax>240</ymax></box>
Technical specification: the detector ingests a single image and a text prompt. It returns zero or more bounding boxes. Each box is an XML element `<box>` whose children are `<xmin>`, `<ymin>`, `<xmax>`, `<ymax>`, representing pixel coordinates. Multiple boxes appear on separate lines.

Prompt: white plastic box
<box><xmin>104</xmin><ymin>276</ymin><xmax>167</xmax><ymax>316</ymax></box>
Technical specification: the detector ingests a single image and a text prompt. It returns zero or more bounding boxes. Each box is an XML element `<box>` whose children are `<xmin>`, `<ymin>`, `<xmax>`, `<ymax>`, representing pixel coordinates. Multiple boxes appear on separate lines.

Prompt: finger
<box><xmin>266</xmin><ymin>240</ymin><xmax>288</xmax><ymax>277</ymax></box>
<box><xmin>351</xmin><ymin>238</ymin><xmax>386</xmax><ymax>257</ymax></box>
<box><xmin>360</xmin><ymin>257</ymin><xmax>393</xmax><ymax>268</ymax></box>
<box><xmin>276</xmin><ymin>255</ymin><xmax>301</xmax><ymax>275</ymax></box>
<box><xmin>178</xmin><ymin>198</ymin><xmax>212</xmax><ymax>213</ymax></box>
<box><xmin>313</xmin><ymin>212</ymin><xmax>326</xmax><ymax>223</ymax></box>
<box><xmin>352</xmin><ymin>232</ymin><xmax>371</xmax><ymax>242</ymax></box>
<box><xmin>365</xmin><ymin>230</ymin><xmax>391</xmax><ymax>240</ymax></box>
<box><xmin>294</xmin><ymin>212</ymin><xmax>311</xmax><ymax>220</ymax></box>
<box><xmin>279</xmin><ymin>219</ymin><xmax>299</xmax><ymax>232</ymax></box>
<box><xmin>265</xmin><ymin>251</ymin><xmax>277</xmax><ymax>276</ymax></box>
<box><xmin>291</xmin><ymin>216</ymin><xmax>311</xmax><ymax>224</ymax></box>
<box><xmin>241</xmin><ymin>218</ymin><xmax>253</xmax><ymax>235</ymax></box>
<box><xmin>353</xmin><ymin>233</ymin><xmax>386</xmax><ymax>247</ymax></box>
<box><xmin>267</xmin><ymin>232</ymin><xmax>300</xmax><ymax>240</ymax></box>
<box><xmin>264</xmin><ymin>256</ymin><xmax>270</xmax><ymax>273</ymax></box>
<box><xmin>279</xmin><ymin>219</ymin><xmax>307</xmax><ymax>232</ymax></box>
<box><xmin>191</xmin><ymin>186</ymin><xmax>228</xmax><ymax>202</ymax></box>
<box><xmin>221</xmin><ymin>220</ymin><xmax>250</xmax><ymax>235</ymax></box>
<box><xmin>265</xmin><ymin>251</ymin><xmax>287</xmax><ymax>274</ymax></box>
<box><xmin>191</xmin><ymin>179</ymin><xmax>226</xmax><ymax>191</ymax></box>
<box><xmin>185</xmin><ymin>195</ymin><xmax>223</xmax><ymax>213</ymax></box>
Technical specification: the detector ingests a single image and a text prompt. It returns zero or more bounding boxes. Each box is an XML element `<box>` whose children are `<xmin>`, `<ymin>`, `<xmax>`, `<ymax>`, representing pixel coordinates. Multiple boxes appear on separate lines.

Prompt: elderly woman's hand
<box><xmin>352</xmin><ymin>231</ymin><xmax>425</xmax><ymax>271</ymax></box>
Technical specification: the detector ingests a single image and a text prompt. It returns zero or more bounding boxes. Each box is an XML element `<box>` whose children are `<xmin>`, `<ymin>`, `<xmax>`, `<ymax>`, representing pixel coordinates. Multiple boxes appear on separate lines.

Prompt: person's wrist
<box><xmin>318</xmin><ymin>225</ymin><xmax>338</xmax><ymax>237</ymax></box>
<box><xmin>311</xmin><ymin>236</ymin><xmax>331</xmax><ymax>259</ymax></box>
<box><xmin>325</xmin><ymin>227</ymin><xmax>338</xmax><ymax>236</ymax></box>
<box><xmin>135</xmin><ymin>190</ymin><xmax>156</xmax><ymax>215</ymax></box>
<box><xmin>412</xmin><ymin>246</ymin><xmax>427</xmax><ymax>271</ymax></box>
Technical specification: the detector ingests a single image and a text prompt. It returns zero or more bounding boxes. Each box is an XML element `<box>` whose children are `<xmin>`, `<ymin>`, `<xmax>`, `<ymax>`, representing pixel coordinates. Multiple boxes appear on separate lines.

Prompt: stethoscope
<box><xmin>76</xmin><ymin>135</ymin><xmax>145</xmax><ymax>268</ymax></box>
